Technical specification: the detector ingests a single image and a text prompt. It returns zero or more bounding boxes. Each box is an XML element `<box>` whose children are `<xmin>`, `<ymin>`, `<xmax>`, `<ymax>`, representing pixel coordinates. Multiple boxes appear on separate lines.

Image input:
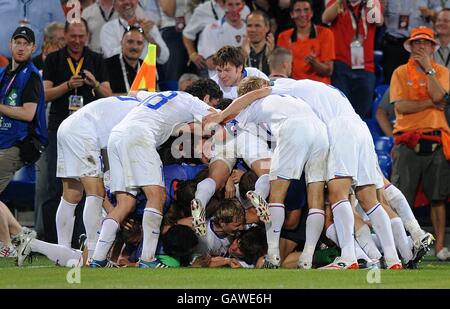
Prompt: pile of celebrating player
<box><xmin>14</xmin><ymin>46</ymin><xmax>435</xmax><ymax>270</ymax></box>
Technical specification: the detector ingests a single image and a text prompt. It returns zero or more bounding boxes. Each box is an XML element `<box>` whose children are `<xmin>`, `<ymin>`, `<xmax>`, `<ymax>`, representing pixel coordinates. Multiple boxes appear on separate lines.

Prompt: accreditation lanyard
<box><xmin>349</xmin><ymin>1</ymin><xmax>367</xmax><ymax>41</ymax></box>
<box><xmin>119</xmin><ymin>53</ymin><xmax>140</xmax><ymax>93</ymax></box>
<box><xmin>67</xmin><ymin>57</ymin><xmax>84</xmax><ymax>95</ymax></box>
<box><xmin>0</xmin><ymin>72</ymin><xmax>18</xmax><ymax>104</ymax></box>
<box><xmin>98</xmin><ymin>2</ymin><xmax>115</xmax><ymax>22</ymax></box>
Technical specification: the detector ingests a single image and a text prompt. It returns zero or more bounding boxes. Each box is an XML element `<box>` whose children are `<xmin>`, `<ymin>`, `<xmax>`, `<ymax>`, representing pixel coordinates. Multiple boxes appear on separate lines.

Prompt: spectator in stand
<box><xmin>434</xmin><ymin>8</ymin><xmax>450</xmax><ymax>70</ymax></box>
<box><xmin>0</xmin><ymin>0</ymin><xmax>65</xmax><ymax>58</ymax></box>
<box><xmin>158</xmin><ymin>0</ymin><xmax>193</xmax><ymax>82</ymax></box>
<box><xmin>198</xmin><ymin>0</ymin><xmax>247</xmax><ymax>76</ymax></box>
<box><xmin>390</xmin><ymin>26</ymin><xmax>450</xmax><ymax>261</ymax></box>
<box><xmin>375</xmin><ymin>87</ymin><xmax>395</xmax><ymax>136</ymax></box>
<box><xmin>182</xmin><ymin>0</ymin><xmax>250</xmax><ymax>74</ymax></box>
<box><xmin>178</xmin><ymin>73</ymin><xmax>200</xmax><ymax>91</ymax></box>
<box><xmin>82</xmin><ymin>0</ymin><xmax>118</xmax><ymax>54</ymax></box>
<box><xmin>105</xmin><ymin>26</ymin><xmax>146</xmax><ymax>95</ymax></box>
<box><xmin>32</xmin><ymin>22</ymin><xmax>65</xmax><ymax>71</ymax></box>
<box><xmin>242</xmin><ymin>10</ymin><xmax>274</xmax><ymax>76</ymax></box>
<box><xmin>322</xmin><ymin>0</ymin><xmax>384</xmax><ymax>118</ymax></box>
<box><xmin>382</xmin><ymin>0</ymin><xmax>442</xmax><ymax>83</ymax></box>
<box><xmin>42</xmin><ymin>19</ymin><xmax>112</xmax><ymax>244</ymax></box>
<box><xmin>100</xmin><ymin>0</ymin><xmax>169</xmax><ymax>64</ymax></box>
<box><xmin>278</xmin><ymin>0</ymin><xmax>335</xmax><ymax>83</ymax></box>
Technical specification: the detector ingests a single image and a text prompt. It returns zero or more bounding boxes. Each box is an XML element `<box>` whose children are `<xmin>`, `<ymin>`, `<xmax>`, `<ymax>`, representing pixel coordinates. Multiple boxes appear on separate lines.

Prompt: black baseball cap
<box><xmin>11</xmin><ymin>26</ymin><xmax>35</xmax><ymax>44</ymax></box>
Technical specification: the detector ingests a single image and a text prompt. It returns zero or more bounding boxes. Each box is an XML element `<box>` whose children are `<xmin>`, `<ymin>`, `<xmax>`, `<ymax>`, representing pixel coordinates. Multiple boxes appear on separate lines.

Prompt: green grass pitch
<box><xmin>1</xmin><ymin>256</ymin><xmax>450</xmax><ymax>289</ymax></box>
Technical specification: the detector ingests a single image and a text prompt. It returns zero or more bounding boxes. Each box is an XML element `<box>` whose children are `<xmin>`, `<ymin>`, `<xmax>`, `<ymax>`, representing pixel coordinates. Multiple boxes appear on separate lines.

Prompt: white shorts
<box><xmin>56</xmin><ymin>117</ymin><xmax>103</xmax><ymax>179</ymax></box>
<box><xmin>108</xmin><ymin>128</ymin><xmax>164</xmax><ymax>195</ymax></box>
<box><xmin>326</xmin><ymin>115</ymin><xmax>380</xmax><ymax>187</ymax></box>
<box><xmin>270</xmin><ymin>117</ymin><xmax>328</xmax><ymax>183</ymax></box>
<box><xmin>210</xmin><ymin>129</ymin><xmax>271</xmax><ymax>172</ymax></box>
<box><xmin>375</xmin><ymin>162</ymin><xmax>385</xmax><ymax>189</ymax></box>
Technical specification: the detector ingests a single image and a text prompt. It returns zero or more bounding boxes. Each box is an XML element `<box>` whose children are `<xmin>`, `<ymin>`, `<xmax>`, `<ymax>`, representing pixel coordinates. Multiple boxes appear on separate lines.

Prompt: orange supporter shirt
<box><xmin>390</xmin><ymin>63</ymin><xmax>450</xmax><ymax>135</ymax></box>
<box><xmin>277</xmin><ymin>25</ymin><xmax>335</xmax><ymax>84</ymax></box>
<box><xmin>326</xmin><ymin>0</ymin><xmax>381</xmax><ymax>73</ymax></box>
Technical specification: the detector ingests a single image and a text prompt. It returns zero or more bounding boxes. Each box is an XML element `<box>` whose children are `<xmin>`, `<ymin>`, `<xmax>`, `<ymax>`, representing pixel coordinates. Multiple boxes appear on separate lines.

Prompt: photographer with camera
<box><xmin>0</xmin><ymin>26</ymin><xmax>47</xmax><ymax>194</ymax></box>
<box><xmin>42</xmin><ymin>18</ymin><xmax>111</xmax><ymax>244</ymax></box>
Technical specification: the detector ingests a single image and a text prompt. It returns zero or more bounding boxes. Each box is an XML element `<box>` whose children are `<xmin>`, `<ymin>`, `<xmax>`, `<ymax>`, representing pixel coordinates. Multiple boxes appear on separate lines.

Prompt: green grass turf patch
<box><xmin>1</xmin><ymin>256</ymin><xmax>450</xmax><ymax>289</ymax></box>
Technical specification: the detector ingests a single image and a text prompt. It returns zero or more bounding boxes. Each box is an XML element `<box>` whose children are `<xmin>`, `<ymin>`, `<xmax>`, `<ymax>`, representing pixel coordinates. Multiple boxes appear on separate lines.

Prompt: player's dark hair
<box><xmin>175</xmin><ymin>179</ymin><xmax>198</xmax><ymax>214</ymax></box>
<box><xmin>162</xmin><ymin>225</ymin><xmax>198</xmax><ymax>266</ymax></box>
<box><xmin>238</xmin><ymin>170</ymin><xmax>258</xmax><ymax>201</ymax></box>
<box><xmin>290</xmin><ymin>0</ymin><xmax>312</xmax><ymax>12</ymax></box>
<box><xmin>212</xmin><ymin>45</ymin><xmax>246</xmax><ymax>69</ymax></box>
<box><xmin>216</xmin><ymin>98</ymin><xmax>233</xmax><ymax>110</ymax></box>
<box><xmin>184</xmin><ymin>78</ymin><xmax>223</xmax><ymax>102</ymax></box>
<box><xmin>239</xmin><ymin>226</ymin><xmax>267</xmax><ymax>265</ymax></box>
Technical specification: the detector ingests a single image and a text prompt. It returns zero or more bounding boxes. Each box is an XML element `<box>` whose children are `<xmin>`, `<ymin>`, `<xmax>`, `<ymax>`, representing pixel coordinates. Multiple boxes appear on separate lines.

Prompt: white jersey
<box><xmin>113</xmin><ymin>91</ymin><xmax>212</xmax><ymax>147</ymax></box>
<box><xmin>69</xmin><ymin>96</ymin><xmax>139</xmax><ymax>148</ymax></box>
<box><xmin>271</xmin><ymin>78</ymin><xmax>358</xmax><ymax>123</ymax></box>
<box><xmin>198</xmin><ymin>18</ymin><xmax>246</xmax><ymax>59</ymax></box>
<box><xmin>235</xmin><ymin>94</ymin><xmax>319</xmax><ymax>137</ymax></box>
<box><xmin>212</xmin><ymin>67</ymin><xmax>269</xmax><ymax>100</ymax></box>
<box><xmin>194</xmin><ymin>220</ymin><xmax>231</xmax><ymax>257</ymax></box>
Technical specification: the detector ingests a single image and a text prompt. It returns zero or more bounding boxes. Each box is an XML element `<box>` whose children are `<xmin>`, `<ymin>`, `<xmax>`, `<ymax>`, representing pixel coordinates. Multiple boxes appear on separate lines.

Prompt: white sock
<box><xmin>384</xmin><ymin>184</ymin><xmax>424</xmax><ymax>242</ymax></box>
<box><xmin>391</xmin><ymin>217</ymin><xmax>413</xmax><ymax>263</ymax></box>
<box><xmin>332</xmin><ymin>200</ymin><xmax>356</xmax><ymax>261</ymax></box>
<box><xmin>83</xmin><ymin>195</ymin><xmax>104</xmax><ymax>258</ymax></box>
<box><xmin>254</xmin><ymin>174</ymin><xmax>270</xmax><ymax>200</ymax></box>
<box><xmin>371</xmin><ymin>233</ymin><xmax>383</xmax><ymax>252</ymax></box>
<box><xmin>355</xmin><ymin>224</ymin><xmax>382</xmax><ymax>259</ymax></box>
<box><xmin>354</xmin><ymin>239</ymin><xmax>370</xmax><ymax>262</ymax></box>
<box><xmin>355</xmin><ymin>202</ymin><xmax>370</xmax><ymax>221</ymax></box>
<box><xmin>265</xmin><ymin>203</ymin><xmax>285</xmax><ymax>258</ymax></box>
<box><xmin>366</xmin><ymin>203</ymin><xmax>399</xmax><ymax>263</ymax></box>
<box><xmin>302</xmin><ymin>208</ymin><xmax>324</xmax><ymax>262</ymax></box>
<box><xmin>325</xmin><ymin>224</ymin><xmax>339</xmax><ymax>246</ymax></box>
<box><xmin>30</xmin><ymin>239</ymin><xmax>83</xmax><ymax>267</ymax></box>
<box><xmin>92</xmin><ymin>218</ymin><xmax>119</xmax><ymax>261</ymax></box>
<box><xmin>141</xmin><ymin>208</ymin><xmax>163</xmax><ymax>262</ymax></box>
<box><xmin>195</xmin><ymin>178</ymin><xmax>216</xmax><ymax>207</ymax></box>
<box><xmin>55</xmin><ymin>198</ymin><xmax>77</xmax><ymax>248</ymax></box>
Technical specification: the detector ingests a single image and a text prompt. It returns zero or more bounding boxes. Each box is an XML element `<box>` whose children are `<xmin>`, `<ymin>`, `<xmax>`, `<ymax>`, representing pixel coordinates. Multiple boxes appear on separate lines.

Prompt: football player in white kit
<box><xmin>90</xmin><ymin>91</ymin><xmax>217</xmax><ymax>268</ymax></box>
<box><xmin>190</xmin><ymin>46</ymin><xmax>272</xmax><ymax>236</ymax></box>
<box><xmin>261</xmin><ymin>54</ymin><xmax>400</xmax><ymax>269</ymax></box>
<box><xmin>204</xmin><ymin>80</ymin><xmax>330</xmax><ymax>268</ymax></box>
<box><xmin>55</xmin><ymin>96</ymin><xmax>140</xmax><ymax>258</ymax></box>
<box><xmin>267</xmin><ymin>48</ymin><xmax>432</xmax><ymax>268</ymax></box>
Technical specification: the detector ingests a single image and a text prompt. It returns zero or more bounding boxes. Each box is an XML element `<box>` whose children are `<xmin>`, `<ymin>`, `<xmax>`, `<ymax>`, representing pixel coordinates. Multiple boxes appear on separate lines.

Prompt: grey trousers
<box><xmin>0</xmin><ymin>146</ymin><xmax>24</xmax><ymax>194</ymax></box>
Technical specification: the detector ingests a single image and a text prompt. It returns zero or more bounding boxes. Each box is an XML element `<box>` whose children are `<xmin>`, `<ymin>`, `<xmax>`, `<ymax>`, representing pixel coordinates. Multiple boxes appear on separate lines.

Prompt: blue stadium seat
<box><xmin>374</xmin><ymin>50</ymin><xmax>385</xmax><ymax>86</ymax></box>
<box><xmin>0</xmin><ymin>165</ymin><xmax>36</xmax><ymax>210</ymax></box>
<box><xmin>159</xmin><ymin>80</ymin><xmax>178</xmax><ymax>91</ymax></box>
<box><xmin>372</xmin><ymin>84</ymin><xmax>389</xmax><ymax>118</ymax></box>
<box><xmin>365</xmin><ymin>84</ymin><xmax>389</xmax><ymax>139</ymax></box>
<box><xmin>364</xmin><ymin>118</ymin><xmax>383</xmax><ymax>140</ymax></box>
<box><xmin>377</xmin><ymin>152</ymin><xmax>392</xmax><ymax>179</ymax></box>
<box><xmin>374</xmin><ymin>136</ymin><xmax>394</xmax><ymax>154</ymax></box>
